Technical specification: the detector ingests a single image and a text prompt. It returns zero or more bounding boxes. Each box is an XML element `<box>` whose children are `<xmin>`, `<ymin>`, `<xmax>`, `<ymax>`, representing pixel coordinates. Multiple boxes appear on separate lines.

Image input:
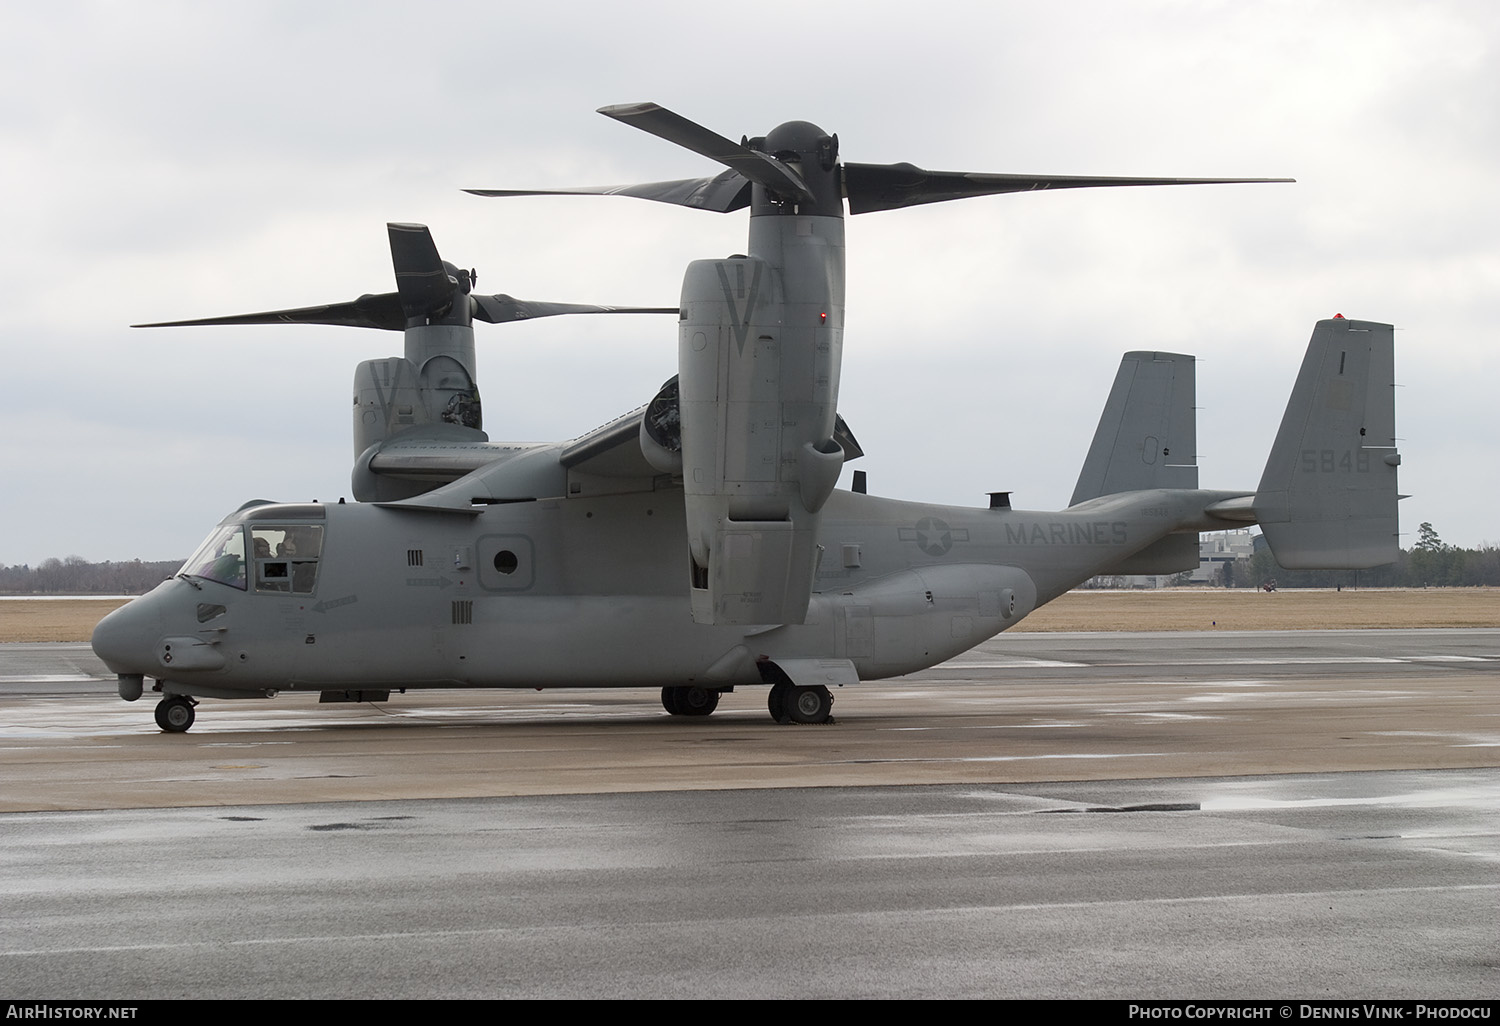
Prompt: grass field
<box><xmin>4</xmin><ymin>587</ymin><xmax>1496</xmax><ymax>644</ymax></box>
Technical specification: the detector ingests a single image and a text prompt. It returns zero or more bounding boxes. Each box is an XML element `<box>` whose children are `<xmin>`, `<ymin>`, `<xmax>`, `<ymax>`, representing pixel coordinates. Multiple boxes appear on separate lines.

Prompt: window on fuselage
<box><xmin>180</xmin><ymin>525</ymin><xmax>248</xmax><ymax>591</ymax></box>
<box><xmin>251</xmin><ymin>525</ymin><xmax>324</xmax><ymax>594</ymax></box>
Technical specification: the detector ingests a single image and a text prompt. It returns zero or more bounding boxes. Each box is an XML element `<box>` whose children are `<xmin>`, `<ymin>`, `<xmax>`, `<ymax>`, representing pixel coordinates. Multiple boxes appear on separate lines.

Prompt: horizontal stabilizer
<box><xmin>1254</xmin><ymin>318</ymin><xmax>1399</xmax><ymax>568</ymax></box>
<box><xmin>1071</xmin><ymin>351</ymin><xmax>1197</xmax><ymax>505</ymax></box>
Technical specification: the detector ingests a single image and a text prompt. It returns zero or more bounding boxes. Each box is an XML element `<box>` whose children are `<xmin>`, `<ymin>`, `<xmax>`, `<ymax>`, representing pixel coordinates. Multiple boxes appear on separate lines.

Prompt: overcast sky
<box><xmin>3</xmin><ymin>0</ymin><xmax>1495</xmax><ymax>566</ymax></box>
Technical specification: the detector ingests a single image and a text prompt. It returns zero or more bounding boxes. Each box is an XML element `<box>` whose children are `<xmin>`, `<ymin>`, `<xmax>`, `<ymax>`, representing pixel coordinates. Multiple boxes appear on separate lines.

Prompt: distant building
<box><xmin>1082</xmin><ymin>528</ymin><xmax>1261</xmax><ymax>590</ymax></box>
<box><xmin>1191</xmin><ymin>528</ymin><xmax>1258</xmax><ymax>583</ymax></box>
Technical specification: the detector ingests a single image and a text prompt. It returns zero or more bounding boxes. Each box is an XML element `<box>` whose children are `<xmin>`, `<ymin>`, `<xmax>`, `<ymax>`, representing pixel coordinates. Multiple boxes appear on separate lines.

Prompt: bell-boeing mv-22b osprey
<box><xmin>93</xmin><ymin>103</ymin><xmax>1401</xmax><ymax>732</ymax></box>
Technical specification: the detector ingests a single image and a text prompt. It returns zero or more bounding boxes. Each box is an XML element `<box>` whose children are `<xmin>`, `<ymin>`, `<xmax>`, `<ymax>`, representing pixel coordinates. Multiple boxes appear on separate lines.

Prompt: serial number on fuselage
<box><xmin>1300</xmin><ymin>448</ymin><xmax>1372</xmax><ymax>473</ymax></box>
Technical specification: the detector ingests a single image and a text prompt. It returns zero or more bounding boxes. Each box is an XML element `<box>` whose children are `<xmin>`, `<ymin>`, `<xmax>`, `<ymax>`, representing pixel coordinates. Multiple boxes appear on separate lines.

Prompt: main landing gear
<box><xmin>659</xmin><ymin>680</ymin><xmax>835</xmax><ymax>724</ymax></box>
<box><xmin>661</xmin><ymin>685</ymin><xmax>721</xmax><ymax>717</ymax></box>
<box><xmin>767</xmin><ymin>681</ymin><xmax>834</xmax><ymax>725</ymax></box>
<box><xmin>154</xmin><ymin>695</ymin><xmax>196</xmax><ymax>733</ymax></box>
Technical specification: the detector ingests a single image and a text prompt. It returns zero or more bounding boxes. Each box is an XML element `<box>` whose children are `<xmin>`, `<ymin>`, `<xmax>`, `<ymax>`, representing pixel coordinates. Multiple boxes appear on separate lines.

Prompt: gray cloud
<box><xmin>2</xmin><ymin>0</ymin><xmax>1495</xmax><ymax>564</ymax></box>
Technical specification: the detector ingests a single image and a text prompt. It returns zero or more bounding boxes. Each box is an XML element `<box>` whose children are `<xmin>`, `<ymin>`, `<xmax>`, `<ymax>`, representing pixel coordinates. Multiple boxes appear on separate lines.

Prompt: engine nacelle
<box><xmin>639</xmin><ymin>376</ymin><xmax>684</xmax><ymax>475</ymax></box>
<box><xmin>353</xmin><ymin>355</ymin><xmax>485</xmax><ymax>459</ymax></box>
<box><xmin>678</xmin><ymin>246</ymin><xmax>844</xmax><ymax>625</ymax></box>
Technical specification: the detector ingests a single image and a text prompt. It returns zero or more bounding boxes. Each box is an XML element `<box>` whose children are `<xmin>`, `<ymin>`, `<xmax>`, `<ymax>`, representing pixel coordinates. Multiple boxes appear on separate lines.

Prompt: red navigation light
<box><xmin>1334</xmin><ymin>313</ymin><xmax>1345</xmax><ymax>319</ymax></box>
<box><xmin>819</xmin><ymin>312</ymin><xmax>827</xmax><ymax>323</ymax></box>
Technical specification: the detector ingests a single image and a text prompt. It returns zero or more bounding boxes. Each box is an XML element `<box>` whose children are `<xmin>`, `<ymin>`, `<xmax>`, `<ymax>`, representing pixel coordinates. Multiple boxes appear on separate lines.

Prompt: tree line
<box><xmin>1197</xmin><ymin>523</ymin><xmax>1499</xmax><ymax>589</ymax></box>
<box><xmin>0</xmin><ymin>556</ymin><xmax>183</xmax><ymax>595</ymax></box>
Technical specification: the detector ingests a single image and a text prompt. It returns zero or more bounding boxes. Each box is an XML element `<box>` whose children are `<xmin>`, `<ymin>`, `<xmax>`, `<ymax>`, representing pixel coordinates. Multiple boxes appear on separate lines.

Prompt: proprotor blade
<box><xmin>472</xmin><ymin>295</ymin><xmax>678</xmax><ymax>324</ymax></box>
<box><xmin>842</xmin><ymin>164</ymin><xmax>1295</xmax><ymax>214</ymax></box>
<box><xmin>466</xmin><ymin>170</ymin><xmax>751</xmax><ymax>213</ymax></box>
<box><xmin>598</xmin><ymin>102</ymin><xmax>814</xmax><ymax>205</ymax></box>
<box><xmin>132</xmin><ymin>294</ymin><xmax>405</xmax><ymax>331</ymax></box>
<box><xmin>137</xmin><ymin>224</ymin><xmax>456</xmax><ymax>329</ymax></box>
<box><xmin>135</xmin><ymin>293</ymin><xmax>678</xmax><ymax>331</ymax></box>
<box><xmin>388</xmin><ymin>222</ymin><xmax>458</xmax><ymax>319</ymax></box>
<box><xmin>134</xmin><ymin>221</ymin><xmax>677</xmax><ymax>333</ymax></box>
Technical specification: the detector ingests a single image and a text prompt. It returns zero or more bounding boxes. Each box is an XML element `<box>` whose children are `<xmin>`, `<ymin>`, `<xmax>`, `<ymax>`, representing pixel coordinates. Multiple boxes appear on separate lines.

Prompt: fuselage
<box><xmin>91</xmin><ymin>484</ymin><xmax>1242</xmax><ymax>700</ymax></box>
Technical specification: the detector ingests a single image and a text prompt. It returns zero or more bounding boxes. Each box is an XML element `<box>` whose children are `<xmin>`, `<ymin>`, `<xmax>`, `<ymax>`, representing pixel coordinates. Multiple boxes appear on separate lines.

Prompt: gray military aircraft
<box><xmin>93</xmin><ymin>103</ymin><xmax>1398</xmax><ymax>732</ymax></box>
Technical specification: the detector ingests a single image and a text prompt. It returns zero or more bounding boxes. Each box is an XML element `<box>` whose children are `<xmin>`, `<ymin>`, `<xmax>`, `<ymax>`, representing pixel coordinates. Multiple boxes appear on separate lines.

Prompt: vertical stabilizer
<box><xmin>1070</xmin><ymin>351</ymin><xmax>1198</xmax><ymax>505</ymax></box>
<box><xmin>1254</xmin><ymin>318</ymin><xmax>1399</xmax><ymax>568</ymax></box>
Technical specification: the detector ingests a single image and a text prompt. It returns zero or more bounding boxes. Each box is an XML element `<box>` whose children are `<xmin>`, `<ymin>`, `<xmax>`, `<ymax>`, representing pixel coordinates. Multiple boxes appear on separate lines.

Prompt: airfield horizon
<box><xmin>5</xmin><ymin>586</ymin><xmax>1496</xmax><ymax>644</ymax></box>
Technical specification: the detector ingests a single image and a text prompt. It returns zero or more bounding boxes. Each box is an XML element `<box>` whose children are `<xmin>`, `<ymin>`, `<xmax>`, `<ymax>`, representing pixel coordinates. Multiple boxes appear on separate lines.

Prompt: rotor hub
<box><xmin>752</xmin><ymin>120</ymin><xmax>843</xmax><ymax>218</ymax></box>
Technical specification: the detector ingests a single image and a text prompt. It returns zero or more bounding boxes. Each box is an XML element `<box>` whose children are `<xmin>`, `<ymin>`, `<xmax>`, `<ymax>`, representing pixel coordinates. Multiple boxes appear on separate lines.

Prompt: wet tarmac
<box><xmin>1</xmin><ymin>631</ymin><xmax>1497</xmax><ymax>998</ymax></box>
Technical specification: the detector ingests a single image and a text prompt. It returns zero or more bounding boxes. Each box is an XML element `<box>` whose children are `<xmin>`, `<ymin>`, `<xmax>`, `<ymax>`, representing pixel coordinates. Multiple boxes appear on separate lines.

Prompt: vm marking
<box><xmin>715</xmin><ymin>260</ymin><xmax>763</xmax><ymax>356</ymax></box>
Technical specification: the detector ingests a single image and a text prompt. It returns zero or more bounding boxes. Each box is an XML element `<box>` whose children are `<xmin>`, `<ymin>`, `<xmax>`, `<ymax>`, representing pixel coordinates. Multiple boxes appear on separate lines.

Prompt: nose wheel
<box><xmin>154</xmin><ymin>695</ymin><xmax>197</xmax><ymax>733</ymax></box>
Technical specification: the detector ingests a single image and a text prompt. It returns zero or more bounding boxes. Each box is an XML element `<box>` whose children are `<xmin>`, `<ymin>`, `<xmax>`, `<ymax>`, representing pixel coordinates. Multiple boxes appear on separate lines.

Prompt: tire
<box><xmin>155</xmin><ymin>696</ymin><xmax>195</xmax><ymax>733</ymax></box>
<box><xmin>785</xmin><ymin>685</ymin><xmax>833</xmax><ymax>724</ymax></box>
<box><xmin>767</xmin><ymin>681</ymin><xmax>789</xmax><ymax>723</ymax></box>
<box><xmin>664</xmin><ymin>686</ymin><xmax>719</xmax><ymax>717</ymax></box>
<box><xmin>679</xmin><ymin>686</ymin><xmax>719</xmax><ymax>716</ymax></box>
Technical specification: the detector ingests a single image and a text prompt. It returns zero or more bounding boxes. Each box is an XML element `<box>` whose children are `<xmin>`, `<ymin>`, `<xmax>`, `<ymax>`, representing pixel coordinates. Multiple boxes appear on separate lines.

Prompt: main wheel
<box><xmin>154</xmin><ymin>696</ymin><xmax>196</xmax><ymax>733</ymax></box>
<box><xmin>785</xmin><ymin>685</ymin><xmax>833</xmax><ymax>724</ymax></box>
<box><xmin>767</xmin><ymin>681</ymin><xmax>789</xmax><ymax>723</ymax></box>
<box><xmin>664</xmin><ymin>686</ymin><xmax>720</xmax><ymax>717</ymax></box>
<box><xmin>678</xmin><ymin>686</ymin><xmax>719</xmax><ymax>717</ymax></box>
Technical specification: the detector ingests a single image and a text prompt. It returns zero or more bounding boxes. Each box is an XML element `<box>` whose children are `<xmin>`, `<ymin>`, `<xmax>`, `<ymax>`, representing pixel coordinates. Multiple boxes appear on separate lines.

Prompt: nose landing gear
<box><xmin>154</xmin><ymin>695</ymin><xmax>197</xmax><ymax>733</ymax></box>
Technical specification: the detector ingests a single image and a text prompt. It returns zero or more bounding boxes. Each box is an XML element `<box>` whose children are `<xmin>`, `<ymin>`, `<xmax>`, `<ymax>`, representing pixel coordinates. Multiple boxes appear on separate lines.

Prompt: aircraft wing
<box><xmin>367</xmin><ymin>440</ymin><xmax>547</xmax><ymax>480</ymax></box>
<box><xmin>559</xmin><ymin>408</ymin><xmax>863</xmax><ymax>479</ymax></box>
<box><xmin>559</xmin><ymin>406</ymin><xmax>658</xmax><ymax>479</ymax></box>
<box><xmin>362</xmin><ymin>408</ymin><xmax>865</xmax><ymax>503</ymax></box>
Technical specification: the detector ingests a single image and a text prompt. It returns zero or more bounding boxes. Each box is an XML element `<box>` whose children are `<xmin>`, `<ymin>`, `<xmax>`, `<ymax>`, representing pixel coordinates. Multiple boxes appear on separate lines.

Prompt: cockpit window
<box><xmin>181</xmin><ymin>525</ymin><xmax>247</xmax><ymax>591</ymax></box>
<box><xmin>251</xmin><ymin>525</ymin><xmax>323</xmax><ymax>594</ymax></box>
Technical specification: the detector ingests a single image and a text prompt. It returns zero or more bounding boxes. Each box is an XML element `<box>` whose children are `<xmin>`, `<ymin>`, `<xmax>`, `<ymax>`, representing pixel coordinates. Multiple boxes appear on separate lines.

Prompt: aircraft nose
<box><xmin>91</xmin><ymin>597</ymin><xmax>163</xmax><ymax>676</ymax></box>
